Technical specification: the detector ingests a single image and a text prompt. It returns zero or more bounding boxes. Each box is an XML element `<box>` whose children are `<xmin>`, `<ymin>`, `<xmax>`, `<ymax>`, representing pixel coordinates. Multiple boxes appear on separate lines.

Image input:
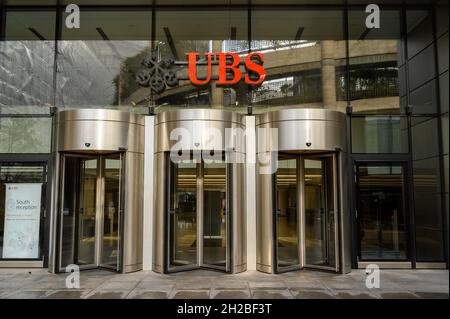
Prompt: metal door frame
<box><xmin>166</xmin><ymin>158</ymin><xmax>200</xmax><ymax>273</ymax></box>
<box><xmin>98</xmin><ymin>153</ymin><xmax>124</xmax><ymax>271</ymax></box>
<box><xmin>166</xmin><ymin>152</ymin><xmax>231</xmax><ymax>273</ymax></box>
<box><xmin>274</xmin><ymin>152</ymin><xmax>340</xmax><ymax>273</ymax></box>
<box><xmin>353</xmin><ymin>159</ymin><xmax>413</xmax><ymax>268</ymax></box>
<box><xmin>301</xmin><ymin>153</ymin><xmax>340</xmax><ymax>272</ymax></box>
<box><xmin>57</xmin><ymin>152</ymin><xmax>124</xmax><ymax>273</ymax></box>
<box><xmin>200</xmin><ymin>157</ymin><xmax>231</xmax><ymax>272</ymax></box>
<box><xmin>273</xmin><ymin>155</ymin><xmax>302</xmax><ymax>274</ymax></box>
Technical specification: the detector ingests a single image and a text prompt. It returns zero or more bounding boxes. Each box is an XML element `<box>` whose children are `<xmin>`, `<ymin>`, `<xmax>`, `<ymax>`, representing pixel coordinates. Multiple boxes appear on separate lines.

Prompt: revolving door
<box><xmin>153</xmin><ymin>109</ymin><xmax>246</xmax><ymax>274</ymax></box>
<box><xmin>256</xmin><ymin>108</ymin><xmax>351</xmax><ymax>274</ymax></box>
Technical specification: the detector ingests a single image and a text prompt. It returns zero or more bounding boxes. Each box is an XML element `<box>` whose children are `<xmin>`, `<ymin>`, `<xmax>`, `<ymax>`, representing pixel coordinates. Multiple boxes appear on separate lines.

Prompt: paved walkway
<box><xmin>0</xmin><ymin>268</ymin><xmax>448</xmax><ymax>299</ymax></box>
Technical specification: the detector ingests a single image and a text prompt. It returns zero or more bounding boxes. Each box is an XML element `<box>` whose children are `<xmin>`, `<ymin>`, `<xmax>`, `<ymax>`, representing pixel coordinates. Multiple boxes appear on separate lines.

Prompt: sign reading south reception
<box><xmin>2</xmin><ymin>183</ymin><xmax>42</xmax><ymax>259</ymax></box>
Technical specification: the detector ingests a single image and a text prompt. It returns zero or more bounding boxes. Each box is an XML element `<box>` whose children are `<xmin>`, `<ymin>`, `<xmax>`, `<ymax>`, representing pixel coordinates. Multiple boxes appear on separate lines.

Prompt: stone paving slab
<box><xmin>126</xmin><ymin>290</ymin><xmax>170</xmax><ymax>299</ymax></box>
<box><xmin>251</xmin><ymin>289</ymin><xmax>294</xmax><ymax>299</ymax></box>
<box><xmin>210</xmin><ymin>289</ymin><xmax>252</xmax><ymax>299</ymax></box>
<box><xmin>290</xmin><ymin>289</ymin><xmax>335</xmax><ymax>299</ymax></box>
<box><xmin>3</xmin><ymin>289</ymin><xmax>51</xmax><ymax>299</ymax></box>
<box><xmin>170</xmin><ymin>290</ymin><xmax>210</xmax><ymax>299</ymax></box>
<box><xmin>0</xmin><ymin>269</ymin><xmax>447</xmax><ymax>299</ymax></box>
<box><xmin>84</xmin><ymin>289</ymin><xmax>132</xmax><ymax>299</ymax></box>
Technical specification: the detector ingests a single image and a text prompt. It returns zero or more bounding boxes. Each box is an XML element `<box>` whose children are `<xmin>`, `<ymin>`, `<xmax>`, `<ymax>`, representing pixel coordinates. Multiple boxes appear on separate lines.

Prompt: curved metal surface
<box><xmin>255</xmin><ymin>108</ymin><xmax>350</xmax><ymax>274</ymax></box>
<box><xmin>256</xmin><ymin>108</ymin><xmax>346</xmax><ymax>126</ymax></box>
<box><xmin>256</xmin><ymin>108</ymin><xmax>347</xmax><ymax>153</ymax></box>
<box><xmin>153</xmin><ymin>108</ymin><xmax>246</xmax><ymax>274</ymax></box>
<box><xmin>231</xmin><ymin>161</ymin><xmax>247</xmax><ymax>273</ymax></box>
<box><xmin>256</xmin><ymin>168</ymin><xmax>275</xmax><ymax>273</ymax></box>
<box><xmin>57</xmin><ymin>109</ymin><xmax>145</xmax><ymax>153</ymax></box>
<box><xmin>155</xmin><ymin>109</ymin><xmax>245</xmax><ymax>154</ymax></box>
<box><xmin>55</xmin><ymin>109</ymin><xmax>144</xmax><ymax>273</ymax></box>
<box><xmin>58</xmin><ymin>109</ymin><xmax>144</xmax><ymax>125</ymax></box>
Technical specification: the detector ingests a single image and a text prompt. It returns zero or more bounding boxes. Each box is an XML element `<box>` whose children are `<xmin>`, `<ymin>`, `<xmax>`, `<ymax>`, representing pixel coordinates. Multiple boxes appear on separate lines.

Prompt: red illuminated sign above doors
<box><xmin>186</xmin><ymin>52</ymin><xmax>266</xmax><ymax>86</ymax></box>
<box><xmin>136</xmin><ymin>49</ymin><xmax>266</xmax><ymax>94</ymax></box>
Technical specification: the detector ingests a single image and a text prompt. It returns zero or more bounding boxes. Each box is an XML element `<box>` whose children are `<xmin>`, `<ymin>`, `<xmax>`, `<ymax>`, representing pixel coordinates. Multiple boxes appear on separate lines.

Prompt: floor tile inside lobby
<box><xmin>0</xmin><ymin>269</ymin><xmax>448</xmax><ymax>299</ymax></box>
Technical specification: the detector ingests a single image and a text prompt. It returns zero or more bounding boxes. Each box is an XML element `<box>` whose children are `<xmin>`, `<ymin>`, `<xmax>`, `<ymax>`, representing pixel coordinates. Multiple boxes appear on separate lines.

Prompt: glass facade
<box><xmin>0</xmin><ymin>5</ymin><xmax>418</xmax><ymax>114</ymax></box>
<box><xmin>57</xmin><ymin>10</ymin><xmax>152</xmax><ymax>111</ymax></box>
<box><xmin>0</xmin><ymin>1</ymin><xmax>447</xmax><ymax>269</ymax></box>
<box><xmin>356</xmin><ymin>163</ymin><xmax>408</xmax><ymax>261</ymax></box>
<box><xmin>251</xmin><ymin>9</ymin><xmax>344</xmax><ymax>112</ymax></box>
<box><xmin>347</xmin><ymin>9</ymin><xmax>401</xmax><ymax>114</ymax></box>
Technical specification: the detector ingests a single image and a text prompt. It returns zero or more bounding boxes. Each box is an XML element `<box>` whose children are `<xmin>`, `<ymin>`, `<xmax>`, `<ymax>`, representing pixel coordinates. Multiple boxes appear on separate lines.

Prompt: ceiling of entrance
<box><xmin>0</xmin><ymin>0</ymin><xmax>439</xmax><ymax>6</ymax></box>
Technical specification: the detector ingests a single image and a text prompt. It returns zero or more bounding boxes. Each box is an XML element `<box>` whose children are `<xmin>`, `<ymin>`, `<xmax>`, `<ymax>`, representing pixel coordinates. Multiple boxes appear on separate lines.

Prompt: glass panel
<box><xmin>5</xmin><ymin>1</ymin><xmax>57</xmax><ymax>5</ymax></box>
<box><xmin>77</xmin><ymin>158</ymin><xmax>98</xmax><ymax>266</ymax></box>
<box><xmin>413</xmin><ymin>157</ymin><xmax>445</xmax><ymax>261</ymax></box>
<box><xmin>1</xmin><ymin>10</ymin><xmax>56</xmax><ymax>107</ymax></box>
<box><xmin>351</xmin><ymin>116</ymin><xmax>408</xmax><ymax>153</ymax></box>
<box><xmin>0</xmin><ymin>163</ymin><xmax>45</xmax><ymax>260</ymax></box>
<box><xmin>357</xmin><ymin>164</ymin><xmax>408</xmax><ymax>261</ymax></box>
<box><xmin>0</xmin><ymin>117</ymin><xmax>52</xmax><ymax>154</ymax></box>
<box><xmin>60</xmin><ymin>157</ymin><xmax>77</xmax><ymax>267</ymax></box>
<box><xmin>101</xmin><ymin>155</ymin><xmax>121</xmax><ymax>269</ymax></box>
<box><xmin>347</xmin><ymin>9</ymin><xmax>401</xmax><ymax>114</ymax></box>
<box><xmin>324</xmin><ymin>158</ymin><xmax>337</xmax><ymax>268</ymax></box>
<box><xmin>57</xmin><ymin>10</ymin><xmax>152</xmax><ymax>112</ymax></box>
<box><xmin>406</xmin><ymin>10</ymin><xmax>433</xmax><ymax>61</ymax></box>
<box><xmin>169</xmin><ymin>160</ymin><xmax>197</xmax><ymax>268</ymax></box>
<box><xmin>155</xmin><ymin>8</ymin><xmax>248</xmax><ymax>111</ymax></box>
<box><xmin>203</xmin><ymin>160</ymin><xmax>226</xmax><ymax>268</ymax></box>
<box><xmin>304</xmin><ymin>158</ymin><xmax>336</xmax><ymax>268</ymax></box>
<box><xmin>251</xmin><ymin>9</ymin><xmax>344</xmax><ymax>113</ymax></box>
<box><xmin>276</xmin><ymin>158</ymin><xmax>299</xmax><ymax>269</ymax></box>
<box><xmin>411</xmin><ymin>117</ymin><xmax>440</xmax><ymax>160</ymax></box>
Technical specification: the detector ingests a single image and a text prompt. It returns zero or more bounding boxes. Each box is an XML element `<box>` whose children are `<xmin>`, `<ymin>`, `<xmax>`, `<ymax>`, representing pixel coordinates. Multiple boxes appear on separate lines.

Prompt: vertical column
<box><xmin>48</xmin><ymin>141</ymin><xmax>61</xmax><ymax>273</ymax></box>
<box><xmin>143</xmin><ymin>116</ymin><xmax>155</xmax><ymax>270</ymax></box>
<box><xmin>321</xmin><ymin>41</ymin><xmax>337</xmax><ymax>108</ymax></box>
<box><xmin>245</xmin><ymin>116</ymin><xmax>257</xmax><ymax>270</ymax></box>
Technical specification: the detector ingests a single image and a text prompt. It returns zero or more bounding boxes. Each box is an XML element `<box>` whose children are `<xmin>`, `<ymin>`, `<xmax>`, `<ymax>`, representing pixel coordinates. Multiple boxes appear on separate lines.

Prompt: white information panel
<box><xmin>2</xmin><ymin>183</ymin><xmax>42</xmax><ymax>259</ymax></box>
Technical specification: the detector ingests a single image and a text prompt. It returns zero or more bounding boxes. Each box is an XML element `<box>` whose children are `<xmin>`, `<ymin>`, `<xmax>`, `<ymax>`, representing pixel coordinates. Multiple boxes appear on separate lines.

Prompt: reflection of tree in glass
<box><xmin>113</xmin><ymin>49</ymin><xmax>150</xmax><ymax>105</ymax></box>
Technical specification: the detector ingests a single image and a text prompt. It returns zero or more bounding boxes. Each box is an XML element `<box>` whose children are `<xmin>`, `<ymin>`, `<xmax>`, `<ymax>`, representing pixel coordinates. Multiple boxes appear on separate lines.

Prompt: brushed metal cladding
<box><xmin>122</xmin><ymin>152</ymin><xmax>144</xmax><ymax>273</ymax></box>
<box><xmin>256</xmin><ymin>156</ymin><xmax>275</xmax><ymax>273</ymax></box>
<box><xmin>256</xmin><ymin>108</ymin><xmax>347</xmax><ymax>153</ymax></box>
<box><xmin>155</xmin><ymin>109</ymin><xmax>245</xmax><ymax>154</ymax></box>
<box><xmin>152</xmin><ymin>152</ymin><xmax>166</xmax><ymax>274</ymax></box>
<box><xmin>153</xmin><ymin>109</ymin><xmax>246</xmax><ymax>274</ymax></box>
<box><xmin>58</xmin><ymin>109</ymin><xmax>143</xmax><ymax>125</ymax></box>
<box><xmin>339</xmin><ymin>152</ymin><xmax>351</xmax><ymax>274</ymax></box>
<box><xmin>156</xmin><ymin>109</ymin><xmax>243</xmax><ymax>124</ymax></box>
<box><xmin>57</xmin><ymin>109</ymin><xmax>144</xmax><ymax>153</ymax></box>
<box><xmin>256</xmin><ymin>108</ymin><xmax>346</xmax><ymax>125</ymax></box>
<box><xmin>255</xmin><ymin>109</ymin><xmax>348</xmax><ymax>274</ymax></box>
<box><xmin>232</xmin><ymin>161</ymin><xmax>247</xmax><ymax>273</ymax></box>
<box><xmin>55</xmin><ymin>109</ymin><xmax>144</xmax><ymax>273</ymax></box>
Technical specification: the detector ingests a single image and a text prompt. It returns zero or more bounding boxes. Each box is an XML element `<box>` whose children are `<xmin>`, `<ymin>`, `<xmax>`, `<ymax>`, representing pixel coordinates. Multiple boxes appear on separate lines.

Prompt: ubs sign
<box><xmin>136</xmin><ymin>49</ymin><xmax>266</xmax><ymax>94</ymax></box>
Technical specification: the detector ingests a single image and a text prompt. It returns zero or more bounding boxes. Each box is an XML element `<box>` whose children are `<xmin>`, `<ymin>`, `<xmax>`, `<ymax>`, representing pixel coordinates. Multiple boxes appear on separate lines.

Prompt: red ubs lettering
<box><xmin>186</xmin><ymin>52</ymin><xmax>266</xmax><ymax>86</ymax></box>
